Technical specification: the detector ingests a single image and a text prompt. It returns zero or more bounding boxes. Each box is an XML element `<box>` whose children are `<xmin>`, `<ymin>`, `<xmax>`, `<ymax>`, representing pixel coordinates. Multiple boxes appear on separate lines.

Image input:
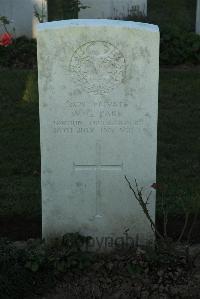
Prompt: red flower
<box><xmin>151</xmin><ymin>183</ymin><xmax>158</xmax><ymax>190</ymax></box>
<box><xmin>0</xmin><ymin>33</ymin><xmax>13</xmax><ymax>47</ymax></box>
<box><xmin>151</xmin><ymin>182</ymin><xmax>166</xmax><ymax>191</ymax></box>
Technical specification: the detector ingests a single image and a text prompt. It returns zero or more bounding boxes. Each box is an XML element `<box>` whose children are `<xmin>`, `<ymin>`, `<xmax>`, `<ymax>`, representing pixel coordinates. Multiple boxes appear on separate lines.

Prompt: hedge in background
<box><xmin>149</xmin><ymin>0</ymin><xmax>196</xmax><ymax>33</ymax></box>
<box><xmin>0</xmin><ymin>36</ymin><xmax>37</xmax><ymax>69</ymax></box>
<box><xmin>160</xmin><ymin>27</ymin><xmax>200</xmax><ymax>65</ymax></box>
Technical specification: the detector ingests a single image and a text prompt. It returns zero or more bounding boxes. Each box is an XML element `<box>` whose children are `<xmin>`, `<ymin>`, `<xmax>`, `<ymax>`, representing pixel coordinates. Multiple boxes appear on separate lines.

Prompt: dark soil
<box><xmin>33</xmin><ymin>245</ymin><xmax>200</xmax><ymax>299</ymax></box>
<box><xmin>0</xmin><ymin>216</ymin><xmax>41</xmax><ymax>241</ymax></box>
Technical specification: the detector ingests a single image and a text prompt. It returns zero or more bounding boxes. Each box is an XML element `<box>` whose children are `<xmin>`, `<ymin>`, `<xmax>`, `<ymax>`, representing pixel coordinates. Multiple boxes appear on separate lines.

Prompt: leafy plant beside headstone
<box><xmin>125</xmin><ymin>176</ymin><xmax>200</xmax><ymax>245</ymax></box>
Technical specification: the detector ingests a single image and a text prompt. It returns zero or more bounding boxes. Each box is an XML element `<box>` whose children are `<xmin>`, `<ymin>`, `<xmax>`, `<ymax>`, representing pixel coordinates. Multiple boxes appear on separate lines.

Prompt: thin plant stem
<box><xmin>2</xmin><ymin>23</ymin><xmax>9</xmax><ymax>34</ymax></box>
<box><xmin>161</xmin><ymin>193</ymin><xmax>168</xmax><ymax>238</ymax></box>
<box><xmin>187</xmin><ymin>209</ymin><xmax>199</xmax><ymax>243</ymax></box>
<box><xmin>177</xmin><ymin>212</ymin><xmax>189</xmax><ymax>243</ymax></box>
<box><xmin>125</xmin><ymin>176</ymin><xmax>164</xmax><ymax>241</ymax></box>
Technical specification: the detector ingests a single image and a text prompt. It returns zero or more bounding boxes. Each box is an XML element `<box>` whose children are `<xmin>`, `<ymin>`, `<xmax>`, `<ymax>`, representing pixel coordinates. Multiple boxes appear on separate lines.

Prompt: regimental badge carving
<box><xmin>70</xmin><ymin>41</ymin><xmax>126</xmax><ymax>95</ymax></box>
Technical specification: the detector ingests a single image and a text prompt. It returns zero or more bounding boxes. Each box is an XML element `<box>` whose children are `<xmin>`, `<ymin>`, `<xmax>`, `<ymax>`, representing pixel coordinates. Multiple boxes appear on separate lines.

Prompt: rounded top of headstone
<box><xmin>37</xmin><ymin>19</ymin><xmax>159</xmax><ymax>33</ymax></box>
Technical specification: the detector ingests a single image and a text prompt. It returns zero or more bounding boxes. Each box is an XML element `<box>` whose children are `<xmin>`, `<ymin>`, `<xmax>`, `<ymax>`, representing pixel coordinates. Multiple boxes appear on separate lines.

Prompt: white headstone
<box><xmin>79</xmin><ymin>0</ymin><xmax>147</xmax><ymax>19</ymax></box>
<box><xmin>196</xmin><ymin>0</ymin><xmax>200</xmax><ymax>34</ymax></box>
<box><xmin>37</xmin><ymin>19</ymin><xmax>159</xmax><ymax>250</ymax></box>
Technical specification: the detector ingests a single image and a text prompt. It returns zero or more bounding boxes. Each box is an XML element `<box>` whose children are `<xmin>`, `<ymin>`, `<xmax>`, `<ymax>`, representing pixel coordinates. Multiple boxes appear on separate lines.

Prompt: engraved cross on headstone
<box><xmin>73</xmin><ymin>141</ymin><xmax>123</xmax><ymax>218</ymax></box>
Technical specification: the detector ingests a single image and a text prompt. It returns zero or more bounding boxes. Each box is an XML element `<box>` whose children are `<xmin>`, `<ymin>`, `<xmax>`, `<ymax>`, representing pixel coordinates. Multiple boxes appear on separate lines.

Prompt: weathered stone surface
<box><xmin>37</xmin><ymin>19</ymin><xmax>159</xmax><ymax>249</ymax></box>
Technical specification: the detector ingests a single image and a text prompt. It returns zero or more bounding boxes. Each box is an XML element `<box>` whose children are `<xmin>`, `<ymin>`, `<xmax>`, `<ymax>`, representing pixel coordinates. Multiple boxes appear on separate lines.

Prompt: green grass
<box><xmin>148</xmin><ymin>0</ymin><xmax>196</xmax><ymax>31</ymax></box>
<box><xmin>0</xmin><ymin>71</ymin><xmax>41</xmax><ymax>217</ymax></box>
<box><xmin>157</xmin><ymin>68</ymin><xmax>200</xmax><ymax>215</ymax></box>
<box><xmin>0</xmin><ymin>69</ymin><xmax>200</xmax><ymax>218</ymax></box>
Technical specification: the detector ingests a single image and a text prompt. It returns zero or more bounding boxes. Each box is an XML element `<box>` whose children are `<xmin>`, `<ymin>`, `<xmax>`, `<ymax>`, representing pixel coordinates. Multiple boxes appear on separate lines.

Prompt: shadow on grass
<box><xmin>0</xmin><ymin>70</ymin><xmax>41</xmax><ymax>239</ymax></box>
